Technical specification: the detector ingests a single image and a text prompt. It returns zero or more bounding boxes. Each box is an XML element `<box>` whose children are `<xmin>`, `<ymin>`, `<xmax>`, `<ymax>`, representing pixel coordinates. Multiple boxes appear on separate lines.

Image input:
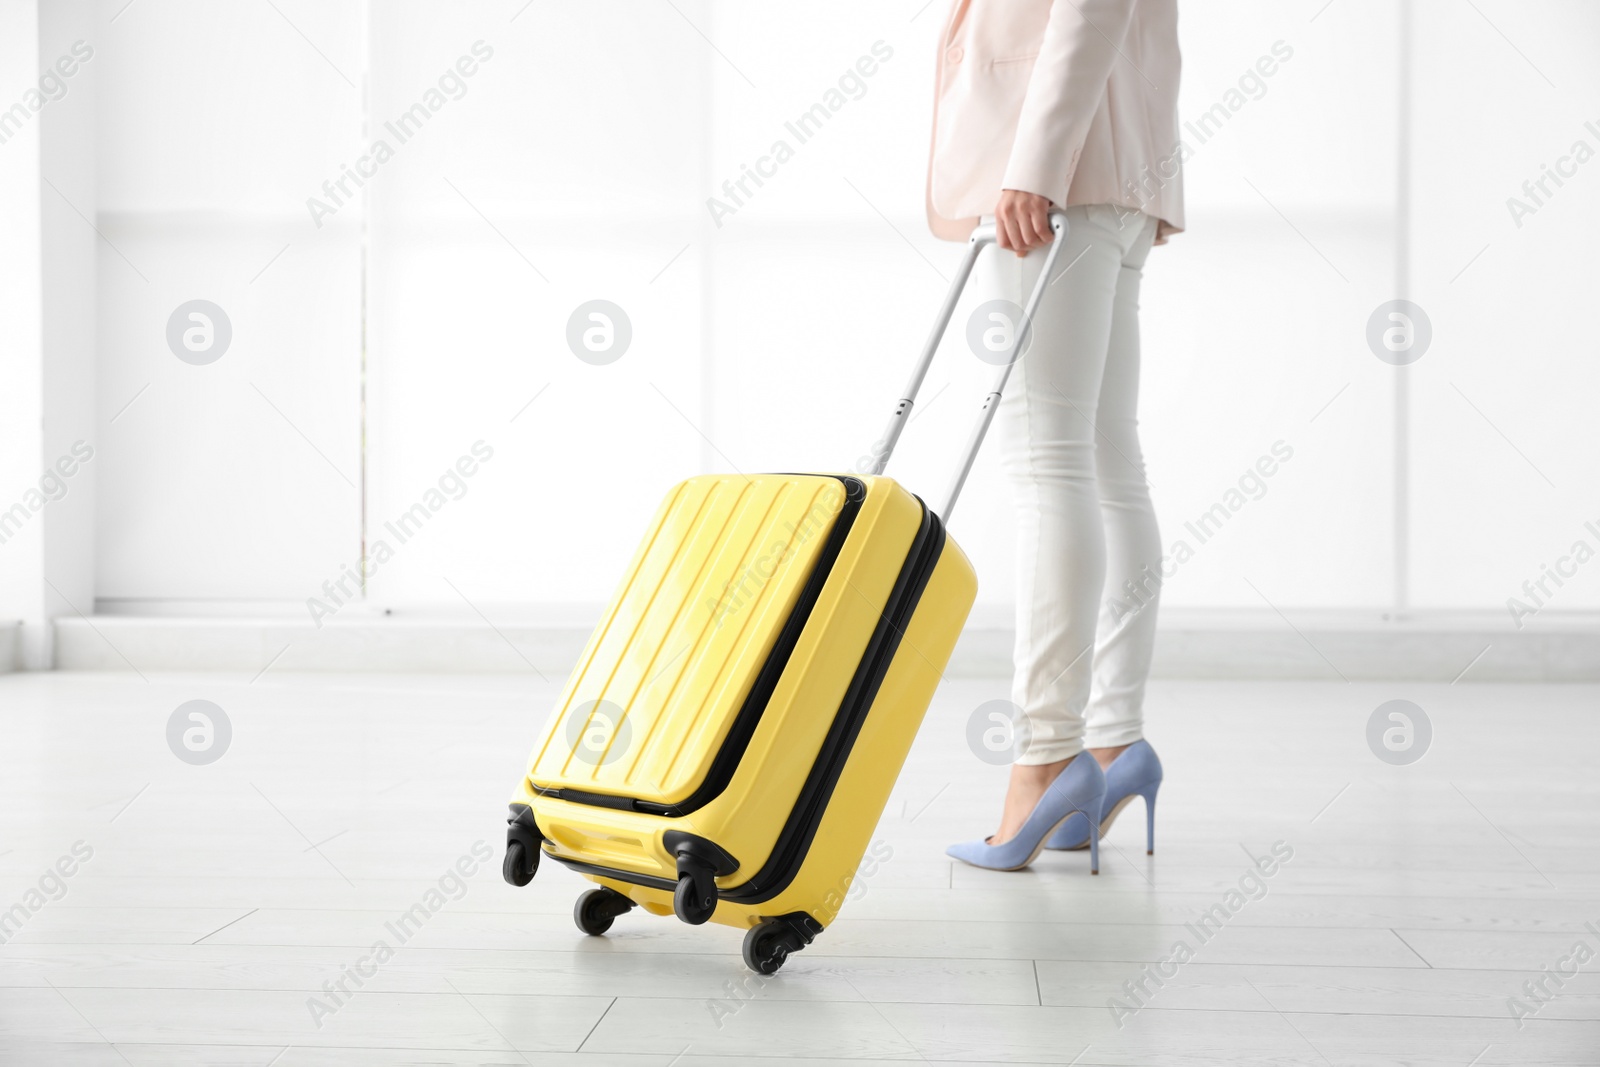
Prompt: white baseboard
<box><xmin>0</xmin><ymin>621</ymin><xmax>17</xmax><ymax>674</ymax></box>
<box><xmin>47</xmin><ymin>607</ymin><xmax>1600</xmax><ymax>681</ymax></box>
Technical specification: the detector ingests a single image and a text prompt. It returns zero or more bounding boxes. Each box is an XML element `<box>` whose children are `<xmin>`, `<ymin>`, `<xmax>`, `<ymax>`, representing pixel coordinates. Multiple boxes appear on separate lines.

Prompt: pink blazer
<box><xmin>926</xmin><ymin>0</ymin><xmax>1185</xmax><ymax>244</ymax></box>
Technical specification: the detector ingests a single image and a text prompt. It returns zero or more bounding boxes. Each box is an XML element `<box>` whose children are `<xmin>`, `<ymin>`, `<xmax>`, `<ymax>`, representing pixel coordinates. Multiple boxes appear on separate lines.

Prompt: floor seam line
<box><xmin>575</xmin><ymin>995</ymin><xmax>617</xmax><ymax>1053</ymax></box>
<box><xmin>191</xmin><ymin>908</ymin><xmax>260</xmax><ymax>946</ymax></box>
<box><xmin>1390</xmin><ymin>928</ymin><xmax>1435</xmax><ymax>968</ymax></box>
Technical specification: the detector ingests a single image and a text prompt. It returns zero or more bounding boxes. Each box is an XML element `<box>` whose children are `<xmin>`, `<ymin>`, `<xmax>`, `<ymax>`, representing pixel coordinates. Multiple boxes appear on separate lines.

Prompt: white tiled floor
<box><xmin>1</xmin><ymin>671</ymin><xmax>1597</xmax><ymax>1065</ymax></box>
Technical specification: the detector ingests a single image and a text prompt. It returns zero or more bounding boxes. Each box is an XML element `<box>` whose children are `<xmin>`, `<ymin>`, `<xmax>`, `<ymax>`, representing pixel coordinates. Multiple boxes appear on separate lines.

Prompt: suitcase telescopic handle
<box><xmin>861</xmin><ymin>209</ymin><xmax>1070</xmax><ymax>522</ymax></box>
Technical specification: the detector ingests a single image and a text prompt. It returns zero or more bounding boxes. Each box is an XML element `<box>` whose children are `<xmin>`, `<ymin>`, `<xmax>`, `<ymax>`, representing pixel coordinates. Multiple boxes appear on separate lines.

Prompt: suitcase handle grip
<box><xmin>861</xmin><ymin>209</ymin><xmax>1070</xmax><ymax>522</ymax></box>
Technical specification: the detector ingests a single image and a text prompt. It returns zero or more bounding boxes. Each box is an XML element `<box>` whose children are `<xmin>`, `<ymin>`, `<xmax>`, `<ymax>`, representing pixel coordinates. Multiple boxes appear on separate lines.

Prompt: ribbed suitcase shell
<box><xmin>510</xmin><ymin>471</ymin><xmax>976</xmax><ymax>932</ymax></box>
<box><xmin>526</xmin><ymin>473</ymin><xmax>851</xmax><ymax>806</ymax></box>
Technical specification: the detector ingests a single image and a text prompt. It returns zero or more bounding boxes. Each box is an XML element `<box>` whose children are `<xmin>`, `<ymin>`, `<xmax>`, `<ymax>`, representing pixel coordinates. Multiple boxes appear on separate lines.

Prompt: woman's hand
<box><xmin>995</xmin><ymin>189</ymin><xmax>1055</xmax><ymax>257</ymax></box>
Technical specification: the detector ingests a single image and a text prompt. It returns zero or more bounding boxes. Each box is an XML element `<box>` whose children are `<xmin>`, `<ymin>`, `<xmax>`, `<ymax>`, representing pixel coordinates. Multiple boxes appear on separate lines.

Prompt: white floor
<box><xmin>1</xmin><ymin>672</ymin><xmax>1597</xmax><ymax>1066</ymax></box>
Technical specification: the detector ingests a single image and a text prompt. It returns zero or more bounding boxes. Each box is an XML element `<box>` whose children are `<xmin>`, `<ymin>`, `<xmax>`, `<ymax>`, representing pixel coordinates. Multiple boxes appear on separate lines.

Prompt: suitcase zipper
<box><xmin>720</xmin><ymin>501</ymin><xmax>943</xmax><ymax>904</ymax></box>
<box><xmin>533</xmin><ymin>475</ymin><xmax>866</xmax><ymax>817</ymax></box>
<box><xmin>542</xmin><ymin>497</ymin><xmax>946</xmax><ymax>907</ymax></box>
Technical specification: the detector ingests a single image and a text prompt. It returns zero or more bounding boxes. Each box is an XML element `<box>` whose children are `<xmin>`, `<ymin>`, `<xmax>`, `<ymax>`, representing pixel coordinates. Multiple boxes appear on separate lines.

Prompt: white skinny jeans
<box><xmin>981</xmin><ymin>204</ymin><xmax>1162</xmax><ymax>766</ymax></box>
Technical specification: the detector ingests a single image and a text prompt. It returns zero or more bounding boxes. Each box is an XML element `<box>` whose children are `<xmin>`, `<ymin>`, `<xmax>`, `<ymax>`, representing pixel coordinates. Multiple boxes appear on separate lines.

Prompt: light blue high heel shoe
<box><xmin>1045</xmin><ymin>739</ymin><xmax>1162</xmax><ymax>854</ymax></box>
<box><xmin>947</xmin><ymin>754</ymin><xmax>1107</xmax><ymax>873</ymax></box>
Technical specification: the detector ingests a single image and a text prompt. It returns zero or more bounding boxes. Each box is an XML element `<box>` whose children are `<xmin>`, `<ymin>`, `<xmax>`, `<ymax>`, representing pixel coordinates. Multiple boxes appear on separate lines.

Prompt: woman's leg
<box><xmin>1085</xmin><ymin>213</ymin><xmax>1163</xmax><ymax>767</ymax></box>
<box><xmin>986</xmin><ymin>205</ymin><xmax>1152</xmax><ymax>843</ymax></box>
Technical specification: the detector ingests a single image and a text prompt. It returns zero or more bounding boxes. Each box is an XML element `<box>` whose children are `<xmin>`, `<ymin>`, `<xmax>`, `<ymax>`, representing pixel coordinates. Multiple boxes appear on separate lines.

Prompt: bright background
<box><xmin>9</xmin><ymin>0</ymin><xmax>1600</xmax><ymax>632</ymax></box>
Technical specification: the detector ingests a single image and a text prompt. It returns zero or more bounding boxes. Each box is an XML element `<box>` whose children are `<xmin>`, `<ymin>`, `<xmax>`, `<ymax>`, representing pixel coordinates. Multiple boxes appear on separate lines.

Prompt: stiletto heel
<box><xmin>1088</xmin><ymin>810</ymin><xmax>1100</xmax><ymax>874</ymax></box>
<box><xmin>1045</xmin><ymin>740</ymin><xmax>1163</xmax><ymax>853</ymax></box>
<box><xmin>946</xmin><ymin>755</ymin><xmax>1107</xmax><ymax>872</ymax></box>
<box><xmin>1143</xmin><ymin>784</ymin><xmax>1158</xmax><ymax>855</ymax></box>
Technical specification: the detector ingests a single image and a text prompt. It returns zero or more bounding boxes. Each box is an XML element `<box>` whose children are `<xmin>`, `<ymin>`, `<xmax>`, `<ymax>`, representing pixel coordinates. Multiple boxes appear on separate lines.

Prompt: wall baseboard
<box><xmin>46</xmin><ymin>607</ymin><xmax>1600</xmax><ymax>681</ymax></box>
<box><xmin>0</xmin><ymin>621</ymin><xmax>17</xmax><ymax>674</ymax></box>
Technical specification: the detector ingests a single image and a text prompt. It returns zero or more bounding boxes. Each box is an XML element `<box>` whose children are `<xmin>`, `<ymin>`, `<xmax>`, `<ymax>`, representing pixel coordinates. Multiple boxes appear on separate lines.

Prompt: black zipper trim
<box><xmin>532</xmin><ymin>475</ymin><xmax>865</xmax><ymax>817</ymax></box>
<box><xmin>721</xmin><ymin>502</ymin><xmax>942</xmax><ymax>904</ymax></box>
<box><xmin>544</xmin><ymin>498</ymin><xmax>946</xmax><ymax>907</ymax></box>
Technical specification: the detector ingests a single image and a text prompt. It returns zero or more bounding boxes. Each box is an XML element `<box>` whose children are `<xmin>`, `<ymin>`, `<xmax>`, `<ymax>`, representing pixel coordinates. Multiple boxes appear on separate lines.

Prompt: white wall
<box><xmin>0</xmin><ymin>0</ymin><xmax>101</xmax><ymax>668</ymax></box>
<box><xmin>361</xmin><ymin>2</ymin><xmax>711</xmax><ymax>614</ymax></box>
<box><xmin>92</xmin><ymin>0</ymin><xmax>364</xmax><ymax>605</ymax></box>
<box><xmin>53</xmin><ymin>0</ymin><xmax>1600</xmax><ymax>621</ymax></box>
<box><xmin>39</xmin><ymin>0</ymin><xmax>99</xmax><ymax>643</ymax></box>
<box><xmin>1407</xmin><ymin>0</ymin><xmax>1600</xmax><ymax>609</ymax></box>
<box><xmin>356</xmin><ymin>0</ymin><xmax>1411</xmax><ymax>617</ymax></box>
<box><xmin>0</xmin><ymin>0</ymin><xmax>49</xmax><ymax>664</ymax></box>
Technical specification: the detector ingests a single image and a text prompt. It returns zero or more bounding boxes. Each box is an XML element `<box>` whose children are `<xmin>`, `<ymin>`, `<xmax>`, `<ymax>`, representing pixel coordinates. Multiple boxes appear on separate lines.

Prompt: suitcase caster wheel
<box><xmin>574</xmin><ymin>887</ymin><xmax>633</xmax><ymax>936</ymax></box>
<box><xmin>502</xmin><ymin>840</ymin><xmax>538</xmax><ymax>887</ymax></box>
<box><xmin>742</xmin><ymin>921</ymin><xmax>801</xmax><ymax>975</ymax></box>
<box><xmin>673</xmin><ymin>872</ymin><xmax>717</xmax><ymax>925</ymax></box>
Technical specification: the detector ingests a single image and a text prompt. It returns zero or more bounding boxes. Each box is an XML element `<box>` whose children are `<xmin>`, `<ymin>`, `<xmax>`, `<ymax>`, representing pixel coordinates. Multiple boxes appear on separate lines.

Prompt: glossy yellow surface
<box><xmin>524</xmin><ymin>473</ymin><xmax>849</xmax><ymax>805</ymax></box>
<box><xmin>509</xmin><ymin>474</ymin><xmax>978</xmax><ymax>932</ymax></box>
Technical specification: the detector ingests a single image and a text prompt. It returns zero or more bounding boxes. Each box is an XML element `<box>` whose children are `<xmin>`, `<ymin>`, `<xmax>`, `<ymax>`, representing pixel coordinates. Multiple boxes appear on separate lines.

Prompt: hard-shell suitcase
<box><xmin>503</xmin><ymin>212</ymin><xmax>1071</xmax><ymax>973</ymax></box>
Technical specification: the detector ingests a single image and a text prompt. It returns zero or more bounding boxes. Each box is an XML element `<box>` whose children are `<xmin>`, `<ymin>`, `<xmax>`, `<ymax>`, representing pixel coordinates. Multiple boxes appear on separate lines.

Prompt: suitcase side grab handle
<box><xmin>860</xmin><ymin>209</ymin><xmax>1070</xmax><ymax>523</ymax></box>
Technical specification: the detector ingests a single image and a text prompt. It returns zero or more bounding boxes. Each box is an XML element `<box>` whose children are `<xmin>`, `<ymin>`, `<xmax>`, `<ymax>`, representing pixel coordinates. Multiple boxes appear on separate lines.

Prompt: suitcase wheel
<box><xmin>742</xmin><ymin>920</ymin><xmax>803</xmax><ymax>975</ymax></box>
<box><xmin>502</xmin><ymin>840</ymin><xmax>538</xmax><ymax>887</ymax></box>
<box><xmin>574</xmin><ymin>887</ymin><xmax>634</xmax><ymax>936</ymax></box>
<box><xmin>673</xmin><ymin>872</ymin><xmax>718</xmax><ymax>925</ymax></box>
<box><xmin>664</xmin><ymin>833</ymin><xmax>738</xmax><ymax>926</ymax></box>
<box><xmin>504</xmin><ymin>805</ymin><xmax>543</xmax><ymax>887</ymax></box>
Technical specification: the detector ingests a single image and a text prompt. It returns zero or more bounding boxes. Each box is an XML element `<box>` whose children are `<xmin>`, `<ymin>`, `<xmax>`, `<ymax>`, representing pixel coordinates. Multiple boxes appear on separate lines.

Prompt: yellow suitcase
<box><xmin>504</xmin><ymin>213</ymin><xmax>1071</xmax><ymax>973</ymax></box>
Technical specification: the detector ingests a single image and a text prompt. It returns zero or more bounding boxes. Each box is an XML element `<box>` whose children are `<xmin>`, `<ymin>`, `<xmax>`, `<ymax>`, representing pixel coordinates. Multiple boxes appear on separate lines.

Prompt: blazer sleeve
<box><xmin>1000</xmin><ymin>0</ymin><xmax>1141</xmax><ymax>206</ymax></box>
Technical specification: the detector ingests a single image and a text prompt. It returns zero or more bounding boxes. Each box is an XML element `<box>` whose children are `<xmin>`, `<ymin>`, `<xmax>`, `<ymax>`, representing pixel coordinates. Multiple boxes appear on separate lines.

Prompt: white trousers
<box><xmin>980</xmin><ymin>204</ymin><xmax>1162</xmax><ymax>765</ymax></box>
